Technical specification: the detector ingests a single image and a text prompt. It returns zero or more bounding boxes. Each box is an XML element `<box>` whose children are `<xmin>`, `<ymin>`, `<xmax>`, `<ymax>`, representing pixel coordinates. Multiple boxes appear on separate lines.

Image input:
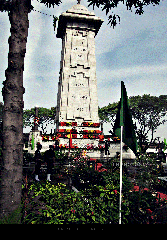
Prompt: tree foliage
<box><xmin>0</xmin><ymin>0</ymin><xmax>62</xmax><ymax>12</ymax></box>
<box><xmin>129</xmin><ymin>95</ymin><xmax>167</xmax><ymax>144</ymax></box>
<box><xmin>23</xmin><ymin>107</ymin><xmax>56</xmax><ymax>133</ymax></box>
<box><xmin>37</xmin><ymin>0</ymin><xmax>62</xmax><ymax>8</ymax></box>
<box><xmin>98</xmin><ymin>94</ymin><xmax>167</xmax><ymax>149</ymax></box>
<box><xmin>98</xmin><ymin>102</ymin><xmax>118</xmax><ymax>123</ymax></box>
<box><xmin>87</xmin><ymin>0</ymin><xmax>161</xmax><ymax>28</ymax></box>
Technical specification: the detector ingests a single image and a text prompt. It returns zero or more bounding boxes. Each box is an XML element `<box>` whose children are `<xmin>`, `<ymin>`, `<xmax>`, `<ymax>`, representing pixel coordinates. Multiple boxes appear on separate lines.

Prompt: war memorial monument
<box><xmin>27</xmin><ymin>1</ymin><xmax>135</xmax><ymax>159</ymax></box>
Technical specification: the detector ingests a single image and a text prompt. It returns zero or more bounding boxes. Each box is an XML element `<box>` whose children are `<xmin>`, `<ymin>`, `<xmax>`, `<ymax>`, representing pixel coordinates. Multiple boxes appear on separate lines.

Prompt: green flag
<box><xmin>164</xmin><ymin>138</ymin><xmax>167</xmax><ymax>152</ymax></box>
<box><xmin>113</xmin><ymin>81</ymin><xmax>138</xmax><ymax>154</ymax></box>
<box><xmin>31</xmin><ymin>133</ymin><xmax>34</xmax><ymax>150</ymax></box>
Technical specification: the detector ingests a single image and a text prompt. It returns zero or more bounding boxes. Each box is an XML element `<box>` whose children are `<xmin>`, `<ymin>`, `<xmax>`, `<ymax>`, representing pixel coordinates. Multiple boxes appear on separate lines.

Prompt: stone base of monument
<box><xmin>109</xmin><ymin>143</ymin><xmax>136</xmax><ymax>159</ymax></box>
<box><xmin>84</xmin><ymin>150</ymin><xmax>101</xmax><ymax>158</ymax></box>
<box><xmin>26</xmin><ymin>131</ymin><xmax>136</xmax><ymax>160</ymax></box>
<box><xmin>58</xmin><ymin>138</ymin><xmax>102</xmax><ymax>158</ymax></box>
<box><xmin>59</xmin><ymin>138</ymin><xmax>100</xmax><ymax>147</ymax></box>
<box><xmin>58</xmin><ymin>139</ymin><xmax>136</xmax><ymax>159</ymax></box>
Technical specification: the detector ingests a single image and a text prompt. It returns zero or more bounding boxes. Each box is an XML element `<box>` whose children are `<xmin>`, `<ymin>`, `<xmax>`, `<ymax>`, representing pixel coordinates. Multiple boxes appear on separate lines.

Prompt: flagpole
<box><xmin>69</xmin><ymin>129</ymin><xmax>72</xmax><ymax>156</ymax></box>
<box><xmin>119</xmin><ymin>125</ymin><xmax>123</xmax><ymax>224</ymax></box>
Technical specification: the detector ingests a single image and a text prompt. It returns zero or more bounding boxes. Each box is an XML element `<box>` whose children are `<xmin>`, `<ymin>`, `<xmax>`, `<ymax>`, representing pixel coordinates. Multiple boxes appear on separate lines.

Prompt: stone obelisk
<box><xmin>55</xmin><ymin>2</ymin><xmax>103</xmax><ymax>153</ymax></box>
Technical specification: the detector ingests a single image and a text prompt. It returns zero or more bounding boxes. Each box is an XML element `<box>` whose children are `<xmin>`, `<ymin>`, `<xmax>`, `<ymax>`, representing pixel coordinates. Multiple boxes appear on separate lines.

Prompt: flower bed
<box><xmin>22</xmin><ymin>182</ymin><xmax>124</xmax><ymax>224</ymax></box>
<box><xmin>58</xmin><ymin>143</ymin><xmax>105</xmax><ymax>150</ymax></box>
<box><xmin>59</xmin><ymin>144</ymin><xmax>78</xmax><ymax>149</ymax></box>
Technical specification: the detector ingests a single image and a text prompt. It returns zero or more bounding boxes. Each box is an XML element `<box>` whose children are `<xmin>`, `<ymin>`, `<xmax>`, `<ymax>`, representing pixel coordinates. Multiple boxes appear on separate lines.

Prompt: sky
<box><xmin>0</xmin><ymin>0</ymin><xmax>167</xmax><ymax>140</ymax></box>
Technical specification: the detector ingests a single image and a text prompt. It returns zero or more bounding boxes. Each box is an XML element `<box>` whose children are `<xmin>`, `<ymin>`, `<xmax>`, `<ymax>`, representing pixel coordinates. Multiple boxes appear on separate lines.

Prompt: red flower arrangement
<box><xmin>82</xmin><ymin>122</ymin><xmax>88</xmax><ymax>127</ymax></box>
<box><xmin>58</xmin><ymin>129</ymin><xmax>65</xmax><ymax>133</ymax></box>
<box><xmin>113</xmin><ymin>137</ymin><xmax>120</xmax><ymax>142</ymax></box>
<box><xmin>83</xmin><ymin>130</ymin><xmax>102</xmax><ymax>134</ymax></box>
<box><xmin>72</xmin><ymin>134</ymin><xmax>77</xmax><ymax>139</ymax></box>
<box><xmin>93</xmin><ymin>123</ymin><xmax>100</xmax><ymax>127</ymax></box>
<box><xmin>98</xmin><ymin>145</ymin><xmax>105</xmax><ymax>149</ymax></box>
<box><xmin>59</xmin><ymin>144</ymin><xmax>78</xmax><ymax>149</ymax></box>
<box><xmin>96</xmin><ymin>130</ymin><xmax>102</xmax><ymax>134</ymax></box>
<box><xmin>82</xmin><ymin>130</ymin><xmax>102</xmax><ymax>139</ymax></box>
<box><xmin>59</xmin><ymin>122</ymin><xmax>77</xmax><ymax>126</ymax></box>
<box><xmin>56</xmin><ymin>128</ymin><xmax>78</xmax><ymax>139</ymax></box>
<box><xmin>34</xmin><ymin>117</ymin><xmax>39</xmax><ymax>125</ymax></box>
<box><xmin>51</xmin><ymin>136</ymin><xmax>55</xmax><ymax>141</ymax></box>
<box><xmin>86</xmin><ymin>144</ymin><xmax>94</xmax><ymax>150</ymax></box>
<box><xmin>59</xmin><ymin>122</ymin><xmax>66</xmax><ymax>126</ymax></box>
<box><xmin>42</xmin><ymin>135</ymin><xmax>49</xmax><ymax>141</ymax></box>
<box><xmin>99</xmin><ymin>135</ymin><xmax>104</xmax><ymax>141</ymax></box>
<box><xmin>82</xmin><ymin>122</ymin><xmax>100</xmax><ymax>127</ymax></box>
<box><xmin>71</xmin><ymin>129</ymin><xmax>77</xmax><ymax>133</ymax></box>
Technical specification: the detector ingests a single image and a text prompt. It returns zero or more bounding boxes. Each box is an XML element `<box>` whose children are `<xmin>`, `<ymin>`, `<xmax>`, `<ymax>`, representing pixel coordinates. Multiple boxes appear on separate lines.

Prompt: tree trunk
<box><xmin>0</xmin><ymin>0</ymin><xmax>30</xmax><ymax>220</ymax></box>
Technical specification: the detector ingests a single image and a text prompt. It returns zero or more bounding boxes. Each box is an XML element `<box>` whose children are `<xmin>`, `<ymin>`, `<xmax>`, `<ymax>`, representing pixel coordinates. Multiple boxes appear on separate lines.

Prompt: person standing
<box><xmin>55</xmin><ymin>139</ymin><xmax>59</xmax><ymax>151</ymax></box>
<box><xmin>105</xmin><ymin>139</ymin><xmax>110</xmax><ymax>155</ymax></box>
<box><xmin>34</xmin><ymin>143</ymin><xmax>42</xmax><ymax>181</ymax></box>
<box><xmin>44</xmin><ymin>145</ymin><xmax>55</xmax><ymax>181</ymax></box>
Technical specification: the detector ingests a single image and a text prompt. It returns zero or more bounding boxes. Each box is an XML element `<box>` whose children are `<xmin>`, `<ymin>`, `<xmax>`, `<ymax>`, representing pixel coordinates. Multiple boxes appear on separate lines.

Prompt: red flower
<box><xmin>93</xmin><ymin>123</ymin><xmax>100</xmax><ymax>127</ymax></box>
<box><xmin>113</xmin><ymin>190</ymin><xmax>118</xmax><ymax>194</ymax></box>
<box><xmin>71</xmin><ymin>209</ymin><xmax>75</xmax><ymax>213</ymax></box>
<box><xmin>96</xmin><ymin>130</ymin><xmax>102</xmax><ymax>134</ymax></box>
<box><xmin>91</xmin><ymin>211</ymin><xmax>94</xmax><ymax>215</ymax></box>
<box><xmin>99</xmin><ymin>135</ymin><xmax>104</xmax><ymax>141</ymax></box>
<box><xmin>72</xmin><ymin>134</ymin><xmax>77</xmax><ymax>138</ymax></box>
<box><xmin>146</xmin><ymin>209</ymin><xmax>152</xmax><ymax>214</ymax></box>
<box><xmin>59</xmin><ymin>122</ymin><xmax>66</xmax><ymax>126</ymax></box>
<box><xmin>83</xmin><ymin>122</ymin><xmax>88</xmax><ymax>127</ymax></box>
<box><xmin>59</xmin><ymin>129</ymin><xmax>65</xmax><ymax>132</ymax></box>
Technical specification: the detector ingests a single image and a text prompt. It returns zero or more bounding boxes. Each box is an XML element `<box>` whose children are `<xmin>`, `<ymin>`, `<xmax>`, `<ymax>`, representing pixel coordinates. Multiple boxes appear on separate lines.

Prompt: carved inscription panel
<box><xmin>67</xmin><ymin>72</ymin><xmax>91</xmax><ymax>120</ymax></box>
<box><xmin>62</xmin><ymin>29</ymin><xmax>94</xmax><ymax>121</ymax></box>
<box><xmin>70</xmin><ymin>30</ymin><xmax>89</xmax><ymax>68</ymax></box>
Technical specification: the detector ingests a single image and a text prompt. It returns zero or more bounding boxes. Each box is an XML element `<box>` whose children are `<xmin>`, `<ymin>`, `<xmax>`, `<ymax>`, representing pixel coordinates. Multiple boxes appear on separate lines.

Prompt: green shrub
<box><xmin>23</xmin><ymin>182</ymin><xmax>130</xmax><ymax>224</ymax></box>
